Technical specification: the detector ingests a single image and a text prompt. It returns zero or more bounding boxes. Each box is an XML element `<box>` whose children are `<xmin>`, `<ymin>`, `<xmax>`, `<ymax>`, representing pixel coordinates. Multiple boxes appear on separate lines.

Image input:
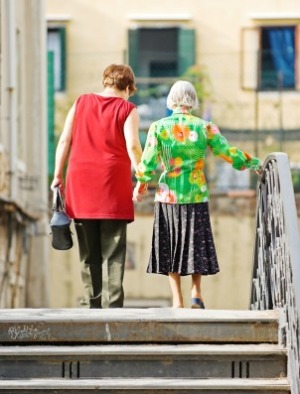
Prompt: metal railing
<box><xmin>251</xmin><ymin>152</ymin><xmax>300</xmax><ymax>394</ymax></box>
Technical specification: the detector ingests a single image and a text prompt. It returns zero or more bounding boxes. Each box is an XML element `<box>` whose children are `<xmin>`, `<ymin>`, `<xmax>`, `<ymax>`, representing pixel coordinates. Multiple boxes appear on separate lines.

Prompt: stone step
<box><xmin>0</xmin><ymin>308</ymin><xmax>280</xmax><ymax>344</ymax></box>
<box><xmin>0</xmin><ymin>344</ymin><xmax>286</xmax><ymax>379</ymax></box>
<box><xmin>0</xmin><ymin>378</ymin><xmax>291</xmax><ymax>393</ymax></box>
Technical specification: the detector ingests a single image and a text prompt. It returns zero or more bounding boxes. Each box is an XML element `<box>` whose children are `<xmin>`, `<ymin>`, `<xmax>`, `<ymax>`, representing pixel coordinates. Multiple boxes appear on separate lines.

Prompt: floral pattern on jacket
<box><xmin>136</xmin><ymin>111</ymin><xmax>261</xmax><ymax>204</ymax></box>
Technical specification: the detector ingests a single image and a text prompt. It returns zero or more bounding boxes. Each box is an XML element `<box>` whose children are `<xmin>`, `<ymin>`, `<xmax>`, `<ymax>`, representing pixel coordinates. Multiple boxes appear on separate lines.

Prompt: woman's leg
<box><xmin>168</xmin><ymin>273</ymin><xmax>184</xmax><ymax>308</ymax></box>
<box><xmin>191</xmin><ymin>273</ymin><xmax>202</xmax><ymax>299</ymax></box>
<box><xmin>191</xmin><ymin>273</ymin><xmax>205</xmax><ymax>308</ymax></box>
<box><xmin>100</xmin><ymin>220</ymin><xmax>127</xmax><ymax>308</ymax></box>
<box><xmin>74</xmin><ymin>219</ymin><xmax>103</xmax><ymax>308</ymax></box>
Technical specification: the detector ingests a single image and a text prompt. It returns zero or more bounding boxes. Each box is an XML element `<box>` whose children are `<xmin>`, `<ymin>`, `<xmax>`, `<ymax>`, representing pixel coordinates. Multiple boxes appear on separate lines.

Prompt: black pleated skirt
<box><xmin>147</xmin><ymin>202</ymin><xmax>220</xmax><ymax>276</ymax></box>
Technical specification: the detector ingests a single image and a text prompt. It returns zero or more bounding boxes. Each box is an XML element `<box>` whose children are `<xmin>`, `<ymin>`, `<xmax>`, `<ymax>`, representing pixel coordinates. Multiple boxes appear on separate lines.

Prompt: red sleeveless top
<box><xmin>65</xmin><ymin>93</ymin><xmax>136</xmax><ymax>221</ymax></box>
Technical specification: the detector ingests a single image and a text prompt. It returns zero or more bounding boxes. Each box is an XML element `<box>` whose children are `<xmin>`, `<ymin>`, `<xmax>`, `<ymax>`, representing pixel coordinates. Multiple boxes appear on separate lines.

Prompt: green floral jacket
<box><xmin>136</xmin><ymin>111</ymin><xmax>261</xmax><ymax>204</ymax></box>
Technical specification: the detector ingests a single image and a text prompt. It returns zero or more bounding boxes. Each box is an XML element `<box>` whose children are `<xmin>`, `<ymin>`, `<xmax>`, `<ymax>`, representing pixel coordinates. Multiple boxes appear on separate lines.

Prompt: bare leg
<box><xmin>168</xmin><ymin>273</ymin><xmax>184</xmax><ymax>308</ymax></box>
<box><xmin>191</xmin><ymin>274</ymin><xmax>204</xmax><ymax>303</ymax></box>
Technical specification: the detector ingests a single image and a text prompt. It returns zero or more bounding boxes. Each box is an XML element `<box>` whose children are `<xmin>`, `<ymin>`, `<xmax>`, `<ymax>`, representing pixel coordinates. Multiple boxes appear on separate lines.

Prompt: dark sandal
<box><xmin>191</xmin><ymin>297</ymin><xmax>205</xmax><ymax>309</ymax></box>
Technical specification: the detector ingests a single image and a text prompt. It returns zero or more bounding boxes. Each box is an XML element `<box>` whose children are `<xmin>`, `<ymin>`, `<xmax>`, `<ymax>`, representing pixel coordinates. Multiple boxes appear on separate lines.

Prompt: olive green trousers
<box><xmin>74</xmin><ymin>219</ymin><xmax>127</xmax><ymax>308</ymax></box>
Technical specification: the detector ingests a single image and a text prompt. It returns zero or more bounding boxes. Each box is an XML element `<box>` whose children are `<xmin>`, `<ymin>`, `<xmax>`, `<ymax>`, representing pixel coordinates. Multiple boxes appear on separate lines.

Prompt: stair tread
<box><xmin>0</xmin><ymin>308</ymin><xmax>280</xmax><ymax>344</ymax></box>
<box><xmin>0</xmin><ymin>309</ymin><xmax>287</xmax><ymax>389</ymax></box>
<box><xmin>0</xmin><ymin>308</ymin><xmax>280</xmax><ymax>322</ymax></box>
<box><xmin>0</xmin><ymin>343</ymin><xmax>286</xmax><ymax>356</ymax></box>
<box><xmin>0</xmin><ymin>378</ymin><xmax>290</xmax><ymax>389</ymax></box>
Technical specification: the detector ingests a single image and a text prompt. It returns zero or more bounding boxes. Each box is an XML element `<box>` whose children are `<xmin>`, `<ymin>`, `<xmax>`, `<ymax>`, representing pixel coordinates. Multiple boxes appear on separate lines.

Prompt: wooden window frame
<box><xmin>241</xmin><ymin>25</ymin><xmax>300</xmax><ymax>91</ymax></box>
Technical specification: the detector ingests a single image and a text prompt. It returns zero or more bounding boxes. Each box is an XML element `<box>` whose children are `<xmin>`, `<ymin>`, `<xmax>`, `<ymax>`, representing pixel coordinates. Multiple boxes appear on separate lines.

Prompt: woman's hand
<box><xmin>133</xmin><ymin>182</ymin><xmax>148</xmax><ymax>202</ymax></box>
<box><xmin>255</xmin><ymin>165</ymin><xmax>263</xmax><ymax>176</ymax></box>
<box><xmin>50</xmin><ymin>175</ymin><xmax>63</xmax><ymax>191</ymax></box>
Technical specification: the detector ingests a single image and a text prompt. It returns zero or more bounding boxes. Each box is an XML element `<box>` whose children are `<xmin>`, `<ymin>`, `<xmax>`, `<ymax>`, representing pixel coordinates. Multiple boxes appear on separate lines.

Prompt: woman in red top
<box><xmin>51</xmin><ymin>64</ymin><xmax>142</xmax><ymax>308</ymax></box>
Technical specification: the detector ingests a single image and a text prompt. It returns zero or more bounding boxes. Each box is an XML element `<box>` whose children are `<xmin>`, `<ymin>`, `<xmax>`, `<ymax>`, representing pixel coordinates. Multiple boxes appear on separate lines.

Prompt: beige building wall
<box><xmin>46</xmin><ymin>0</ymin><xmax>300</xmax><ymax>309</ymax></box>
<box><xmin>47</xmin><ymin>0</ymin><xmax>300</xmax><ymax>132</ymax></box>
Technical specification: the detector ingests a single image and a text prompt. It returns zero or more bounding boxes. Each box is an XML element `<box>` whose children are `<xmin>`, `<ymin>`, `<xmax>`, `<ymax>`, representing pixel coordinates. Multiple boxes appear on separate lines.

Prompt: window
<box><xmin>241</xmin><ymin>25</ymin><xmax>300</xmax><ymax>91</ymax></box>
<box><xmin>47</xmin><ymin>27</ymin><xmax>66</xmax><ymax>91</ymax></box>
<box><xmin>128</xmin><ymin>27</ymin><xmax>195</xmax><ymax>125</ymax></box>
<box><xmin>129</xmin><ymin>28</ymin><xmax>178</xmax><ymax>78</ymax></box>
<box><xmin>261</xmin><ymin>27</ymin><xmax>295</xmax><ymax>90</ymax></box>
<box><xmin>128</xmin><ymin>27</ymin><xmax>195</xmax><ymax>78</ymax></box>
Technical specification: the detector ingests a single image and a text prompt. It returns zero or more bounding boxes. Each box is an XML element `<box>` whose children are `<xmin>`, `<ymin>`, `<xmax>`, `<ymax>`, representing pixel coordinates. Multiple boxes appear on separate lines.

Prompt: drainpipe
<box><xmin>6</xmin><ymin>0</ymin><xmax>17</xmax><ymax>201</ymax></box>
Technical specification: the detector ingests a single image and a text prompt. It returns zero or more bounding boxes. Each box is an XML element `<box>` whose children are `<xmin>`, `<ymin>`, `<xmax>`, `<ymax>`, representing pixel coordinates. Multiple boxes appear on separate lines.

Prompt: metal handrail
<box><xmin>250</xmin><ymin>152</ymin><xmax>300</xmax><ymax>394</ymax></box>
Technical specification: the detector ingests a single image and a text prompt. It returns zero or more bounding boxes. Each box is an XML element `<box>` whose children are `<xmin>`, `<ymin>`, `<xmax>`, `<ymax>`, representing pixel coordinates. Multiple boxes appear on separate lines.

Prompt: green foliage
<box><xmin>181</xmin><ymin>65</ymin><xmax>212</xmax><ymax>104</ymax></box>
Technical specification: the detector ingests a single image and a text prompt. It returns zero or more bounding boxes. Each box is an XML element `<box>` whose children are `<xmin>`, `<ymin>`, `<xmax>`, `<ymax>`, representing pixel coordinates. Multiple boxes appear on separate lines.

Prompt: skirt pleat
<box><xmin>147</xmin><ymin>202</ymin><xmax>220</xmax><ymax>276</ymax></box>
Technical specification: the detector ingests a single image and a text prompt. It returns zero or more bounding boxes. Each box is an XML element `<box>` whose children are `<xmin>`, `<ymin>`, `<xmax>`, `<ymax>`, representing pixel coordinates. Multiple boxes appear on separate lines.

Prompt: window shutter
<box><xmin>59</xmin><ymin>28</ymin><xmax>66</xmax><ymax>91</ymax></box>
<box><xmin>178</xmin><ymin>28</ymin><xmax>195</xmax><ymax>75</ymax></box>
<box><xmin>240</xmin><ymin>27</ymin><xmax>260</xmax><ymax>90</ymax></box>
<box><xmin>128</xmin><ymin>29</ymin><xmax>140</xmax><ymax>76</ymax></box>
<box><xmin>295</xmin><ymin>25</ymin><xmax>300</xmax><ymax>90</ymax></box>
<box><xmin>47</xmin><ymin>51</ymin><xmax>55</xmax><ymax>176</ymax></box>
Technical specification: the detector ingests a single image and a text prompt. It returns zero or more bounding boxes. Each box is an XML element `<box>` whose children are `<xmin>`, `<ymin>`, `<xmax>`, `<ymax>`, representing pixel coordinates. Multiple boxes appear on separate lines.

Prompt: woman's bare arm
<box><xmin>50</xmin><ymin>103</ymin><xmax>76</xmax><ymax>190</ymax></box>
<box><xmin>123</xmin><ymin>107</ymin><xmax>142</xmax><ymax>171</ymax></box>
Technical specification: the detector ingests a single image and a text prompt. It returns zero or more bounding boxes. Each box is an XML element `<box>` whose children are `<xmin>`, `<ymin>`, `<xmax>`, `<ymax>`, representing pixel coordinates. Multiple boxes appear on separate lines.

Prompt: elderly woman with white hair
<box><xmin>133</xmin><ymin>80</ymin><xmax>261</xmax><ymax>309</ymax></box>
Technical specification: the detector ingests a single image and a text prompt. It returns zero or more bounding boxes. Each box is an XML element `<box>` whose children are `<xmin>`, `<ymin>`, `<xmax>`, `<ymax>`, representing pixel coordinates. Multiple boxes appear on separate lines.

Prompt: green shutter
<box><xmin>47</xmin><ymin>51</ymin><xmax>55</xmax><ymax>176</ymax></box>
<box><xmin>178</xmin><ymin>29</ymin><xmax>195</xmax><ymax>75</ymax></box>
<box><xmin>59</xmin><ymin>27</ymin><xmax>66</xmax><ymax>91</ymax></box>
<box><xmin>128</xmin><ymin>29</ymin><xmax>140</xmax><ymax>76</ymax></box>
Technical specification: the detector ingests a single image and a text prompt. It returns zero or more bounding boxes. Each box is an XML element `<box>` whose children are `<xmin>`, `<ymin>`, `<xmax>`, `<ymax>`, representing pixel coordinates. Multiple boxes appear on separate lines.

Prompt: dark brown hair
<box><xmin>102</xmin><ymin>64</ymin><xmax>137</xmax><ymax>96</ymax></box>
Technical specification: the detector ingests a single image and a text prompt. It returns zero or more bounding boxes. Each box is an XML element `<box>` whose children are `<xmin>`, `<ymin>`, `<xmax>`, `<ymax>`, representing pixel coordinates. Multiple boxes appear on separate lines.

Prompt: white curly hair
<box><xmin>166</xmin><ymin>80</ymin><xmax>199</xmax><ymax>110</ymax></box>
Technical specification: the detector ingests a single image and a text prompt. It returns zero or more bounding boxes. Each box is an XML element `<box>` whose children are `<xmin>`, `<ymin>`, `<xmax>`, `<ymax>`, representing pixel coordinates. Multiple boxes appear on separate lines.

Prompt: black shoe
<box><xmin>191</xmin><ymin>297</ymin><xmax>205</xmax><ymax>309</ymax></box>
